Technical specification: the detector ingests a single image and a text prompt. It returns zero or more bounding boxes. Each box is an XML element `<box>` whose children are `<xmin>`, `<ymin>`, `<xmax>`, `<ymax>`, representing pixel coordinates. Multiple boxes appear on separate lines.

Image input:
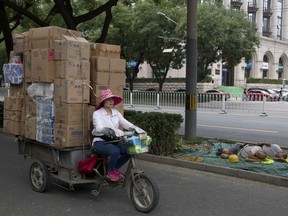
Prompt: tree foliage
<box><xmin>0</xmin><ymin>1</ymin><xmax>260</xmax><ymax>89</ymax></box>
<box><xmin>197</xmin><ymin>3</ymin><xmax>260</xmax><ymax>81</ymax></box>
<box><xmin>107</xmin><ymin>0</ymin><xmax>186</xmax><ymax>91</ymax></box>
<box><xmin>0</xmin><ymin>0</ymin><xmax>121</xmax><ymax>57</ymax></box>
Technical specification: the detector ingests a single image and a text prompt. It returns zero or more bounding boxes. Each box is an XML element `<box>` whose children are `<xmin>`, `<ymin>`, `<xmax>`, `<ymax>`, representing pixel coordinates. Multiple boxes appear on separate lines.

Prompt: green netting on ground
<box><xmin>173</xmin><ymin>142</ymin><xmax>288</xmax><ymax>178</ymax></box>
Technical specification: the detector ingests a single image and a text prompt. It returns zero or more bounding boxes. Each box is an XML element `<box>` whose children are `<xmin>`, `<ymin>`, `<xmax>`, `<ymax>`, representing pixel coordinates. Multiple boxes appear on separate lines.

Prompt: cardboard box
<box><xmin>10</xmin><ymin>84</ymin><xmax>25</xmax><ymax>97</ymax></box>
<box><xmin>55</xmin><ymin>60</ymin><xmax>90</xmax><ymax>81</ymax></box>
<box><xmin>36</xmin><ymin>121</ymin><xmax>54</xmax><ymax>145</ymax></box>
<box><xmin>26</xmin><ymin>83</ymin><xmax>54</xmax><ymax>98</ymax></box>
<box><xmin>88</xmin><ymin>105</ymin><xmax>95</xmax><ymax>132</ymax></box>
<box><xmin>55</xmin><ymin>102</ymin><xmax>88</xmax><ymax>125</ymax></box>
<box><xmin>29</xmin><ymin>26</ymin><xmax>82</xmax><ymax>49</ymax></box>
<box><xmin>4</xmin><ymin>97</ymin><xmax>23</xmax><ymax>111</ymax></box>
<box><xmin>25</xmin><ymin>116</ymin><xmax>36</xmax><ymax>140</ymax></box>
<box><xmin>23</xmin><ymin>51</ymin><xmax>32</xmax><ymax>82</ymax></box>
<box><xmin>35</xmin><ymin>98</ymin><xmax>55</xmax><ymax>144</ymax></box>
<box><xmin>4</xmin><ymin>109</ymin><xmax>22</xmax><ymax>121</ymax></box>
<box><xmin>31</xmin><ymin>48</ymin><xmax>55</xmax><ymax>82</ymax></box>
<box><xmin>24</xmin><ymin>94</ymin><xmax>36</xmax><ymax>117</ymax></box>
<box><xmin>10</xmin><ymin>55</ymin><xmax>22</xmax><ymax>64</ymax></box>
<box><xmin>13</xmin><ymin>31</ymin><xmax>29</xmax><ymax>54</ymax></box>
<box><xmin>9</xmin><ymin>51</ymin><xmax>14</xmax><ymax>63</ymax></box>
<box><xmin>54</xmin><ymin>35</ymin><xmax>90</xmax><ymax>61</ymax></box>
<box><xmin>36</xmin><ymin>97</ymin><xmax>55</xmax><ymax>120</ymax></box>
<box><xmin>90</xmin><ymin>43</ymin><xmax>120</xmax><ymax>58</ymax></box>
<box><xmin>3</xmin><ymin>119</ymin><xmax>23</xmax><ymax>135</ymax></box>
<box><xmin>90</xmin><ymin>71</ymin><xmax>125</xmax><ymax>86</ymax></box>
<box><xmin>90</xmin><ymin>57</ymin><xmax>126</xmax><ymax>85</ymax></box>
<box><xmin>90</xmin><ymin>56</ymin><xmax>125</xmax><ymax>73</ymax></box>
<box><xmin>54</xmin><ymin>79</ymin><xmax>90</xmax><ymax>103</ymax></box>
<box><xmin>54</xmin><ymin>123</ymin><xmax>89</xmax><ymax>148</ymax></box>
<box><xmin>89</xmin><ymin>84</ymin><xmax>123</xmax><ymax>106</ymax></box>
<box><xmin>3</xmin><ymin>63</ymin><xmax>24</xmax><ymax>84</ymax></box>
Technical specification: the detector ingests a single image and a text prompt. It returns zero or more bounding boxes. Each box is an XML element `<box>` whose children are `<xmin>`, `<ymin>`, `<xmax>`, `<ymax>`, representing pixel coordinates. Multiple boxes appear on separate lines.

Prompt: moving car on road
<box><xmin>204</xmin><ymin>89</ymin><xmax>230</xmax><ymax>101</ymax></box>
<box><xmin>247</xmin><ymin>89</ymin><xmax>279</xmax><ymax>101</ymax></box>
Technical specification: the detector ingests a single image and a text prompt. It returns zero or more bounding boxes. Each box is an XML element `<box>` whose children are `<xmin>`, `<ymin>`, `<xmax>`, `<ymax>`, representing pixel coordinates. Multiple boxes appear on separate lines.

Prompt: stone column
<box><xmin>282</xmin><ymin>0</ymin><xmax>288</xmax><ymax>41</ymax></box>
<box><xmin>256</xmin><ymin>0</ymin><xmax>263</xmax><ymax>36</ymax></box>
<box><xmin>270</xmin><ymin>0</ymin><xmax>278</xmax><ymax>39</ymax></box>
<box><xmin>242</xmin><ymin>0</ymin><xmax>248</xmax><ymax>13</ymax></box>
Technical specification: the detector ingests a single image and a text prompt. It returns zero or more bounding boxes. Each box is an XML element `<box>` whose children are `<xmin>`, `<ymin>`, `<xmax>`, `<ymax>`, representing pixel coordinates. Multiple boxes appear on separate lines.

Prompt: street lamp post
<box><xmin>157</xmin><ymin>6</ymin><xmax>197</xmax><ymax>140</ymax></box>
<box><xmin>157</xmin><ymin>12</ymin><xmax>178</xmax><ymax>25</ymax></box>
<box><xmin>185</xmin><ymin>0</ymin><xmax>197</xmax><ymax>140</ymax></box>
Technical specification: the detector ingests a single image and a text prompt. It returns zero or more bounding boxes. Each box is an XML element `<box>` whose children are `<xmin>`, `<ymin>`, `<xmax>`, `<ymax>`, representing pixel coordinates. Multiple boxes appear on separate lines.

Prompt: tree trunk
<box><xmin>0</xmin><ymin>3</ymin><xmax>13</xmax><ymax>59</ymax></box>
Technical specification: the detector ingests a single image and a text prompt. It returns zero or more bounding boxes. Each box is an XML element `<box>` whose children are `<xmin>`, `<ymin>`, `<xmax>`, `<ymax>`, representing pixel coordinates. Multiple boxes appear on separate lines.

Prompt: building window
<box><xmin>262</xmin><ymin>55</ymin><xmax>269</xmax><ymax>78</ymax></box>
<box><xmin>263</xmin><ymin>0</ymin><xmax>271</xmax><ymax>11</ymax></box>
<box><xmin>277</xmin><ymin>0</ymin><xmax>283</xmax><ymax>40</ymax></box>
<box><xmin>278</xmin><ymin>58</ymin><xmax>284</xmax><ymax>79</ymax></box>
<box><xmin>248</xmin><ymin>0</ymin><xmax>256</xmax><ymax>7</ymax></box>
<box><xmin>263</xmin><ymin>17</ymin><xmax>270</xmax><ymax>32</ymax></box>
<box><xmin>248</xmin><ymin>13</ymin><xmax>256</xmax><ymax>23</ymax></box>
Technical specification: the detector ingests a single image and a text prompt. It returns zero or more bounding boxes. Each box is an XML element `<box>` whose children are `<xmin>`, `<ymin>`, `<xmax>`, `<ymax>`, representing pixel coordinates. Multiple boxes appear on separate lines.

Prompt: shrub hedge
<box><xmin>124</xmin><ymin>110</ymin><xmax>184</xmax><ymax>156</ymax></box>
<box><xmin>247</xmin><ymin>77</ymin><xmax>284</xmax><ymax>85</ymax></box>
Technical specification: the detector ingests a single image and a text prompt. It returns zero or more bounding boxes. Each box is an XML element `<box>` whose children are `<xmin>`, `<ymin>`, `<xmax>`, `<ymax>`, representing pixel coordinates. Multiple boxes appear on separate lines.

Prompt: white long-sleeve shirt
<box><xmin>92</xmin><ymin>107</ymin><xmax>145</xmax><ymax>142</ymax></box>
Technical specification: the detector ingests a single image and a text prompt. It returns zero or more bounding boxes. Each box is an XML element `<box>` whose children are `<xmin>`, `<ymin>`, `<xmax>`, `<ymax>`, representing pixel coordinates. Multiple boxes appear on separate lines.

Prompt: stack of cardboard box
<box><xmin>3</xmin><ymin>26</ymin><xmax>126</xmax><ymax>149</ymax></box>
<box><xmin>89</xmin><ymin>43</ymin><xmax>125</xmax><ymax>107</ymax></box>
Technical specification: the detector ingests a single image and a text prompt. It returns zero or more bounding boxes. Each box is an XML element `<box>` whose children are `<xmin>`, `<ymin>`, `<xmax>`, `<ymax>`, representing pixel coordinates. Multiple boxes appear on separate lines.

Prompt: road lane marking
<box><xmin>198</xmin><ymin>124</ymin><xmax>278</xmax><ymax>133</ymax></box>
<box><xmin>198</xmin><ymin>111</ymin><xmax>288</xmax><ymax>119</ymax></box>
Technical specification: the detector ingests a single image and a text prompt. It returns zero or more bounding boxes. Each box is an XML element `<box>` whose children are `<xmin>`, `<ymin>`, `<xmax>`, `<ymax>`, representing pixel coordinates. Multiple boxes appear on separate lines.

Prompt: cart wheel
<box><xmin>29</xmin><ymin>160</ymin><xmax>49</xmax><ymax>193</ymax></box>
<box><xmin>129</xmin><ymin>174</ymin><xmax>160</xmax><ymax>213</ymax></box>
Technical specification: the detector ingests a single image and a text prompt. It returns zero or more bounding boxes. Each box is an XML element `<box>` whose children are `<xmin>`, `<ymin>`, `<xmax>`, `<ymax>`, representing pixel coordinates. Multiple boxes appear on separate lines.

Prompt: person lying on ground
<box><xmin>217</xmin><ymin>142</ymin><xmax>248</xmax><ymax>159</ymax></box>
<box><xmin>237</xmin><ymin>145</ymin><xmax>267</xmax><ymax>162</ymax></box>
<box><xmin>257</xmin><ymin>142</ymin><xmax>287</xmax><ymax>162</ymax></box>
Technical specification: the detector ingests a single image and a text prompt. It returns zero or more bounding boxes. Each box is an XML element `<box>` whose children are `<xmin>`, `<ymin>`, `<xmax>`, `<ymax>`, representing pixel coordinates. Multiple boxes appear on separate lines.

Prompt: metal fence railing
<box><xmin>123</xmin><ymin>90</ymin><xmax>281</xmax><ymax>114</ymax></box>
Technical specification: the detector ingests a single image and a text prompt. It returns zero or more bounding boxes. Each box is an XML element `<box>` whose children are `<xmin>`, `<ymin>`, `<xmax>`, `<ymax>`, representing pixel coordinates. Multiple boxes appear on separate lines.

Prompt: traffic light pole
<box><xmin>185</xmin><ymin>0</ymin><xmax>197</xmax><ymax>140</ymax></box>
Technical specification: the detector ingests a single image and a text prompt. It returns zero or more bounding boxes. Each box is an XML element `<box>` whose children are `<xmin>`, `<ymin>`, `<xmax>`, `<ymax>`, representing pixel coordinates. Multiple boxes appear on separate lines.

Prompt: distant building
<box><xmin>222</xmin><ymin>0</ymin><xmax>288</xmax><ymax>87</ymax></box>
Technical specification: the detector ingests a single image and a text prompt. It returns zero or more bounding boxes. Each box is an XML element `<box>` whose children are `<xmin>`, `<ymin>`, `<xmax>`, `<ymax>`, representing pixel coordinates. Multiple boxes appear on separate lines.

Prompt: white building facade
<box><xmin>216</xmin><ymin>0</ymin><xmax>288</xmax><ymax>86</ymax></box>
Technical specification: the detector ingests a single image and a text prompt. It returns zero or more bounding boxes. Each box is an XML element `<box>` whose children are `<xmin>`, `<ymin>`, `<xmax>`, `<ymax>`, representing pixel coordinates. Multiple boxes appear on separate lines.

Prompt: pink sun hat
<box><xmin>95</xmin><ymin>89</ymin><xmax>122</xmax><ymax>110</ymax></box>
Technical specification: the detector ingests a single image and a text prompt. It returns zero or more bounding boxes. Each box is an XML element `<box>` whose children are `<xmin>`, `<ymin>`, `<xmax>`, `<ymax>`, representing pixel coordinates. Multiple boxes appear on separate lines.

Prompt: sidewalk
<box><xmin>139</xmin><ymin>153</ymin><xmax>288</xmax><ymax>187</ymax></box>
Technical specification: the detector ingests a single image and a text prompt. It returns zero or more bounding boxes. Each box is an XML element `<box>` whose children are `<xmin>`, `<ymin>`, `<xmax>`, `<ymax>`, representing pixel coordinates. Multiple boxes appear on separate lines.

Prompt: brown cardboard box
<box><xmin>90</xmin><ymin>71</ymin><xmax>125</xmax><ymax>86</ymax></box>
<box><xmin>55</xmin><ymin>102</ymin><xmax>88</xmax><ymax>125</ymax></box>
<box><xmin>3</xmin><ymin>119</ymin><xmax>23</xmax><ymax>135</ymax></box>
<box><xmin>88</xmin><ymin>105</ymin><xmax>96</xmax><ymax>131</ymax></box>
<box><xmin>54</xmin><ymin>123</ymin><xmax>89</xmax><ymax>148</ymax></box>
<box><xmin>4</xmin><ymin>109</ymin><xmax>22</xmax><ymax>121</ymax></box>
<box><xmin>54</xmin><ymin>79</ymin><xmax>90</xmax><ymax>103</ymax></box>
<box><xmin>90</xmin><ymin>56</ymin><xmax>126</xmax><ymax>73</ymax></box>
<box><xmin>90</xmin><ymin>43</ymin><xmax>120</xmax><ymax>59</ymax></box>
<box><xmin>10</xmin><ymin>84</ymin><xmax>25</xmax><ymax>97</ymax></box>
<box><xmin>13</xmin><ymin>31</ymin><xmax>29</xmax><ymax>54</ymax></box>
<box><xmin>29</xmin><ymin>26</ymin><xmax>82</xmax><ymax>49</ymax></box>
<box><xmin>31</xmin><ymin>48</ymin><xmax>55</xmax><ymax>82</ymax></box>
<box><xmin>25</xmin><ymin>116</ymin><xmax>36</xmax><ymax>140</ymax></box>
<box><xmin>9</xmin><ymin>51</ymin><xmax>14</xmax><ymax>63</ymax></box>
<box><xmin>55</xmin><ymin>60</ymin><xmax>90</xmax><ymax>81</ymax></box>
<box><xmin>24</xmin><ymin>94</ymin><xmax>36</xmax><ymax>117</ymax></box>
<box><xmin>23</xmin><ymin>51</ymin><xmax>32</xmax><ymax>82</ymax></box>
<box><xmin>4</xmin><ymin>96</ymin><xmax>23</xmax><ymax>111</ymax></box>
<box><xmin>54</xmin><ymin>35</ymin><xmax>90</xmax><ymax>61</ymax></box>
<box><xmin>89</xmin><ymin>84</ymin><xmax>123</xmax><ymax>106</ymax></box>
<box><xmin>90</xmin><ymin>57</ymin><xmax>126</xmax><ymax>85</ymax></box>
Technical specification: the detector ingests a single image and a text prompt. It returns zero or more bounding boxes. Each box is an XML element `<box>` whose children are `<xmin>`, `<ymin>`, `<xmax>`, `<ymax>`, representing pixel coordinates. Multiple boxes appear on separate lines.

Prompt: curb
<box><xmin>139</xmin><ymin>153</ymin><xmax>288</xmax><ymax>187</ymax></box>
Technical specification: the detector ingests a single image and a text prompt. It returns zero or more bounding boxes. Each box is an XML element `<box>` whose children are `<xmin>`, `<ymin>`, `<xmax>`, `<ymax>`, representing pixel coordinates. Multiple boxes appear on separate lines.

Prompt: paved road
<box><xmin>1</xmin><ymin>131</ymin><xmax>288</xmax><ymax>215</ymax></box>
<box><xmin>125</xmin><ymin>102</ymin><xmax>288</xmax><ymax>146</ymax></box>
